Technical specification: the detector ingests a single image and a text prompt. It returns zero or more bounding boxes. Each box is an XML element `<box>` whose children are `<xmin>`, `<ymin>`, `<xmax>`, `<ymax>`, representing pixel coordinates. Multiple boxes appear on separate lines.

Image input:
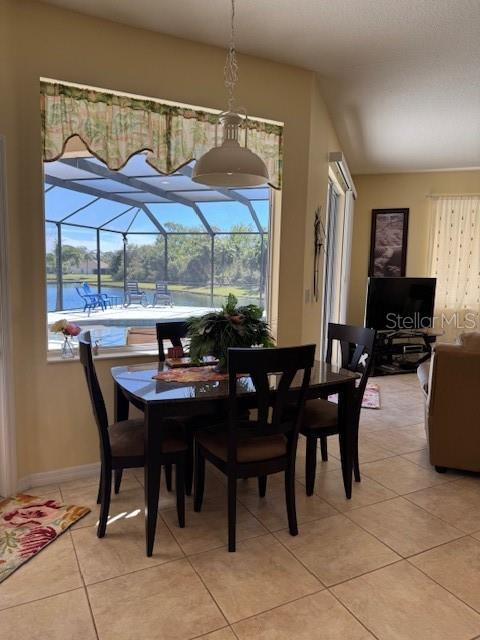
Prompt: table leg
<box><xmin>114</xmin><ymin>382</ymin><xmax>129</xmax><ymax>423</ymax></box>
<box><xmin>338</xmin><ymin>379</ymin><xmax>355</xmax><ymax>499</ymax></box>
<box><xmin>144</xmin><ymin>404</ymin><xmax>161</xmax><ymax>557</ymax></box>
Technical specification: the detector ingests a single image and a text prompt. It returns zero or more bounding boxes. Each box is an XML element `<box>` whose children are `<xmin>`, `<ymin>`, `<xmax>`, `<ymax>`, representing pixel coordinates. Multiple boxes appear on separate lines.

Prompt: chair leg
<box><xmin>114</xmin><ymin>469</ymin><xmax>123</xmax><ymax>494</ymax></box>
<box><xmin>353</xmin><ymin>437</ymin><xmax>361</xmax><ymax>482</ymax></box>
<box><xmin>228</xmin><ymin>475</ymin><xmax>237</xmax><ymax>552</ymax></box>
<box><xmin>185</xmin><ymin>434</ymin><xmax>194</xmax><ymax>497</ymax></box>
<box><xmin>285</xmin><ymin>465</ymin><xmax>298</xmax><ymax>536</ymax></box>
<box><xmin>176</xmin><ymin>458</ymin><xmax>185</xmax><ymax>528</ymax></box>
<box><xmin>96</xmin><ymin>466</ymin><xmax>103</xmax><ymax>505</ymax></box>
<box><xmin>194</xmin><ymin>444</ymin><xmax>205</xmax><ymax>513</ymax></box>
<box><xmin>97</xmin><ymin>466</ymin><xmax>112</xmax><ymax>538</ymax></box>
<box><xmin>320</xmin><ymin>436</ymin><xmax>328</xmax><ymax>461</ymax></box>
<box><xmin>165</xmin><ymin>463</ymin><xmax>173</xmax><ymax>492</ymax></box>
<box><xmin>305</xmin><ymin>435</ymin><xmax>317</xmax><ymax>496</ymax></box>
<box><xmin>258</xmin><ymin>475</ymin><xmax>267</xmax><ymax>498</ymax></box>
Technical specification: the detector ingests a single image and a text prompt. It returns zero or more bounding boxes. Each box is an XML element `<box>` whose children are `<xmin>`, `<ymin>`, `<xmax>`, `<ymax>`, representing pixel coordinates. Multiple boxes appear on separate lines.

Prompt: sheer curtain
<box><xmin>429</xmin><ymin>195</ymin><xmax>480</xmax><ymax>341</ymax></box>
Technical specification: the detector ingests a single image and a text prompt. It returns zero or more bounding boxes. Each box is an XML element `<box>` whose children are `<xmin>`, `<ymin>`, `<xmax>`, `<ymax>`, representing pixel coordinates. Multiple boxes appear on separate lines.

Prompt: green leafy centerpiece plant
<box><xmin>187</xmin><ymin>294</ymin><xmax>274</xmax><ymax>371</ymax></box>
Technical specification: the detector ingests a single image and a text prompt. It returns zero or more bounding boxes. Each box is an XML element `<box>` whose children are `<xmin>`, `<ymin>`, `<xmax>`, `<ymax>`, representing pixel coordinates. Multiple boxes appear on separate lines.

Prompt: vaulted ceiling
<box><xmin>41</xmin><ymin>0</ymin><xmax>480</xmax><ymax>174</ymax></box>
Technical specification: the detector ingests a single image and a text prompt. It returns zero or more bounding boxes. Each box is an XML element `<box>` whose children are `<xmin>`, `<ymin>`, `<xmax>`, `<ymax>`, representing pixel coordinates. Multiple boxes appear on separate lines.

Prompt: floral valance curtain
<box><xmin>429</xmin><ymin>195</ymin><xmax>480</xmax><ymax>341</ymax></box>
<box><xmin>40</xmin><ymin>81</ymin><xmax>283</xmax><ymax>189</ymax></box>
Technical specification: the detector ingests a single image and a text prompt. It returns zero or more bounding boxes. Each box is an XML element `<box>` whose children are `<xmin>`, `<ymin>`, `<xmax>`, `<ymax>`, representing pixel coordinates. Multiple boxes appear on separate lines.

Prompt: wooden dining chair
<box><xmin>79</xmin><ymin>331</ymin><xmax>187</xmax><ymax>537</ymax></box>
<box><xmin>156</xmin><ymin>321</ymin><xmax>189</xmax><ymax>361</ymax></box>
<box><xmin>156</xmin><ymin>321</ymin><xmax>214</xmax><ymax>496</ymax></box>
<box><xmin>301</xmin><ymin>323</ymin><xmax>376</xmax><ymax>495</ymax></box>
<box><xmin>194</xmin><ymin>344</ymin><xmax>315</xmax><ymax>552</ymax></box>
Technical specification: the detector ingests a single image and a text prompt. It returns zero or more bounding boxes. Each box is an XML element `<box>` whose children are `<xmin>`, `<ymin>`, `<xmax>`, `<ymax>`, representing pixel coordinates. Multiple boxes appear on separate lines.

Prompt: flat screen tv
<box><xmin>365</xmin><ymin>277</ymin><xmax>436</xmax><ymax>331</ymax></box>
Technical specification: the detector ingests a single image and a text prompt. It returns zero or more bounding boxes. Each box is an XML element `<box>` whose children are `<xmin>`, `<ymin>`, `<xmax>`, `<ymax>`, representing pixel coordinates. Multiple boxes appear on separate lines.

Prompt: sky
<box><xmin>44</xmin><ymin>154</ymin><xmax>269</xmax><ymax>253</ymax></box>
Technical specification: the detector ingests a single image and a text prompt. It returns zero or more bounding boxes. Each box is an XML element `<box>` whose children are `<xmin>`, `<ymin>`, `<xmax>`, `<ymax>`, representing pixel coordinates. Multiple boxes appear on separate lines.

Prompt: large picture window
<box><xmin>45</xmin><ymin>151</ymin><xmax>271</xmax><ymax>353</ymax></box>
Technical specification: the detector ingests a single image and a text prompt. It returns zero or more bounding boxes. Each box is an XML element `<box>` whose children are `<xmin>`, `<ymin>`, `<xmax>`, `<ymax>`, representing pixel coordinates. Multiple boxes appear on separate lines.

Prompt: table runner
<box><xmin>153</xmin><ymin>365</ymin><xmax>229</xmax><ymax>383</ymax></box>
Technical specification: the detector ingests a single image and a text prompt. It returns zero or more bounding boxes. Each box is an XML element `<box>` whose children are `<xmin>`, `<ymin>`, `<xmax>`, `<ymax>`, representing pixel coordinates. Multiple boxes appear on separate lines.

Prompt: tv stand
<box><xmin>372</xmin><ymin>329</ymin><xmax>439</xmax><ymax>376</ymax></box>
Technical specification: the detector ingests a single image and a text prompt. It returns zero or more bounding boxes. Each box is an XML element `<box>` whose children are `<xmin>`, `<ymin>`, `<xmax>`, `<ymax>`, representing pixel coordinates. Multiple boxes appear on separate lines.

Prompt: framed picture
<box><xmin>369</xmin><ymin>208</ymin><xmax>409</xmax><ymax>277</ymax></box>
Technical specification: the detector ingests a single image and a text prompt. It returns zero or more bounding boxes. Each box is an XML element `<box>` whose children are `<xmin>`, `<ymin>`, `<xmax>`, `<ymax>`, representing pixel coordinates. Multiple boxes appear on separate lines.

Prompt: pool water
<box><xmin>47</xmin><ymin>283</ymin><xmax>261</xmax><ymax>312</ymax></box>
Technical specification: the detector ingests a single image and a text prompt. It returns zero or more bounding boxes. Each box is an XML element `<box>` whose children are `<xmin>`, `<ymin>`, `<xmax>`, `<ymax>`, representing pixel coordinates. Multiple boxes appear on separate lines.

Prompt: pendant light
<box><xmin>192</xmin><ymin>0</ymin><xmax>269</xmax><ymax>188</ymax></box>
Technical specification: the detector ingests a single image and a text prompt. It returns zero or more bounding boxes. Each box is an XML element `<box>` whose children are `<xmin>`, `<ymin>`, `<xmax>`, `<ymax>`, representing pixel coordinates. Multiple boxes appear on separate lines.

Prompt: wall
<box><xmin>0</xmin><ymin>0</ymin><xmax>341</xmax><ymax>480</ymax></box>
<box><xmin>348</xmin><ymin>170</ymin><xmax>480</xmax><ymax>325</ymax></box>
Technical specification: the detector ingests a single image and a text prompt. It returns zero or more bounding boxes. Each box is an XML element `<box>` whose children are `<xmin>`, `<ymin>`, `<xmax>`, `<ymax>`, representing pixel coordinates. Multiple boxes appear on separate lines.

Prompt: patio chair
<box><xmin>124</xmin><ymin>281</ymin><xmax>148</xmax><ymax>307</ymax></box>
<box><xmin>75</xmin><ymin>286</ymin><xmax>106</xmax><ymax>316</ymax></box>
<box><xmin>152</xmin><ymin>281</ymin><xmax>173</xmax><ymax>307</ymax></box>
<box><xmin>82</xmin><ymin>282</ymin><xmax>115</xmax><ymax>309</ymax></box>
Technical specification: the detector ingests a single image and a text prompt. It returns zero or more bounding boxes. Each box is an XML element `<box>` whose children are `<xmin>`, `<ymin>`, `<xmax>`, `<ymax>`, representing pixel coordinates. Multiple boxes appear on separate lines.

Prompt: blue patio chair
<box><xmin>76</xmin><ymin>286</ymin><xmax>106</xmax><ymax>316</ymax></box>
<box><xmin>82</xmin><ymin>282</ymin><xmax>115</xmax><ymax>309</ymax></box>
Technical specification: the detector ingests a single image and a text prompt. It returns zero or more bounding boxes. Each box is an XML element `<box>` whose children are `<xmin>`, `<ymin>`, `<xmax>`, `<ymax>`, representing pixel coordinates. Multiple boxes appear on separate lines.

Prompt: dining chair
<box><xmin>79</xmin><ymin>331</ymin><xmax>187</xmax><ymax>537</ymax></box>
<box><xmin>301</xmin><ymin>323</ymin><xmax>376</xmax><ymax>495</ymax></box>
<box><xmin>156</xmin><ymin>321</ymin><xmax>189</xmax><ymax>361</ymax></box>
<box><xmin>194</xmin><ymin>344</ymin><xmax>315</xmax><ymax>552</ymax></box>
<box><xmin>156</xmin><ymin>321</ymin><xmax>214</xmax><ymax>497</ymax></box>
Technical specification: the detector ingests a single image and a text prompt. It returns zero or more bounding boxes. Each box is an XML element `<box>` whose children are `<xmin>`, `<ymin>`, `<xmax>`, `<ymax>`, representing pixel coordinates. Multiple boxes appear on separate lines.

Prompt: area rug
<box><xmin>0</xmin><ymin>494</ymin><xmax>90</xmax><ymax>583</ymax></box>
<box><xmin>328</xmin><ymin>382</ymin><xmax>381</xmax><ymax>410</ymax></box>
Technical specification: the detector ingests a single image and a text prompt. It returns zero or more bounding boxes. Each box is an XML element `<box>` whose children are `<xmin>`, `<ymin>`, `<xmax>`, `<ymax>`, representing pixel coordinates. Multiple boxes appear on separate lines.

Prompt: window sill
<box><xmin>47</xmin><ymin>347</ymin><xmax>158</xmax><ymax>364</ymax></box>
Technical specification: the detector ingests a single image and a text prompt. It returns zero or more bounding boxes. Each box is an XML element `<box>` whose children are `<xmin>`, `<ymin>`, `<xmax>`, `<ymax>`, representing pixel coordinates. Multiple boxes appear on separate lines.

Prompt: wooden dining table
<box><xmin>111</xmin><ymin>360</ymin><xmax>359</xmax><ymax>556</ymax></box>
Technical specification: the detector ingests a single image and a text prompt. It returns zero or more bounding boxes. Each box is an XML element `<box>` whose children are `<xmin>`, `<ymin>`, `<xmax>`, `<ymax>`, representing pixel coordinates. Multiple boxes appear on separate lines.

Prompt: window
<box><xmin>44</xmin><ymin>151</ymin><xmax>272</xmax><ymax>354</ymax></box>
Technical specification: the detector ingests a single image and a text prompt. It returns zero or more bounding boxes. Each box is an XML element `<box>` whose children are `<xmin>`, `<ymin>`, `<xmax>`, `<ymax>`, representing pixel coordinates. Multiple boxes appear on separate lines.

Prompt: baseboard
<box><xmin>17</xmin><ymin>461</ymin><xmax>100</xmax><ymax>492</ymax></box>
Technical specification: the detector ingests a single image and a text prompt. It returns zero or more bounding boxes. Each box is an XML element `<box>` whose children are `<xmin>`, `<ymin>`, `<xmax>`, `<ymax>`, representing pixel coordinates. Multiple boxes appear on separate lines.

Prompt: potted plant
<box><xmin>187</xmin><ymin>294</ymin><xmax>274</xmax><ymax>371</ymax></box>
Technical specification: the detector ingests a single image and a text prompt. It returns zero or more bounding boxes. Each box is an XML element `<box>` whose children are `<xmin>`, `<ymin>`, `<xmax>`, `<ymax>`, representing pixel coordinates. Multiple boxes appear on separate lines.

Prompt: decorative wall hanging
<box><xmin>313</xmin><ymin>206</ymin><xmax>326</xmax><ymax>301</ymax></box>
<box><xmin>369</xmin><ymin>208</ymin><xmax>409</xmax><ymax>277</ymax></box>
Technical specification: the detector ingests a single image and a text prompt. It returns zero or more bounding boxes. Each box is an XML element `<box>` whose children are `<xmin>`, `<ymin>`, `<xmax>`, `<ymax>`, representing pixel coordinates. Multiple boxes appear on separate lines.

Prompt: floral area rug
<box><xmin>328</xmin><ymin>382</ymin><xmax>381</xmax><ymax>410</ymax></box>
<box><xmin>0</xmin><ymin>494</ymin><xmax>90</xmax><ymax>583</ymax></box>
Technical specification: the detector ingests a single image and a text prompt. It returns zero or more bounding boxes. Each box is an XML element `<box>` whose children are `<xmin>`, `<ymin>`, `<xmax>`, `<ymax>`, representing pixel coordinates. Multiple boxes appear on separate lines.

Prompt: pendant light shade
<box><xmin>192</xmin><ymin>0</ymin><xmax>270</xmax><ymax>188</ymax></box>
<box><xmin>192</xmin><ymin>113</ymin><xmax>269</xmax><ymax>187</ymax></box>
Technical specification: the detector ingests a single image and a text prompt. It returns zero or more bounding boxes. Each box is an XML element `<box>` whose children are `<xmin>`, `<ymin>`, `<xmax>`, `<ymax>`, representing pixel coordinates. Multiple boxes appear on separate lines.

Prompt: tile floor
<box><xmin>3</xmin><ymin>373</ymin><xmax>480</xmax><ymax>640</ymax></box>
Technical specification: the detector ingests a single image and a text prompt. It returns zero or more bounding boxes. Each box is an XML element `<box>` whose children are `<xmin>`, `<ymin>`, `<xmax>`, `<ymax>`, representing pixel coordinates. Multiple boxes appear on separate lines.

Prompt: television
<box><xmin>365</xmin><ymin>277</ymin><xmax>436</xmax><ymax>331</ymax></box>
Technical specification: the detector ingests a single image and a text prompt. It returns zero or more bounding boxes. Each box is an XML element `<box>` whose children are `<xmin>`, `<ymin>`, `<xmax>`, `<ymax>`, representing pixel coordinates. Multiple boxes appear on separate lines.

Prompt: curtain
<box><xmin>40</xmin><ymin>81</ymin><xmax>283</xmax><ymax>189</ymax></box>
<box><xmin>430</xmin><ymin>195</ymin><xmax>480</xmax><ymax>341</ymax></box>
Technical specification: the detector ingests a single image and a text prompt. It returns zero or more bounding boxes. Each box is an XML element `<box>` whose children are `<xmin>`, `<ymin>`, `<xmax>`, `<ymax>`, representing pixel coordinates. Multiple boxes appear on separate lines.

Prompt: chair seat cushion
<box><xmin>302</xmin><ymin>399</ymin><xmax>338</xmax><ymax>430</ymax></box>
<box><xmin>109</xmin><ymin>418</ymin><xmax>187</xmax><ymax>458</ymax></box>
<box><xmin>196</xmin><ymin>428</ymin><xmax>287</xmax><ymax>463</ymax></box>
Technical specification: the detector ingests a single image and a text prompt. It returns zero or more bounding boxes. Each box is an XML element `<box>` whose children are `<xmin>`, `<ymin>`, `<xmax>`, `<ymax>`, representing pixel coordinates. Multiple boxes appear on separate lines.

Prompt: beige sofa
<box><xmin>417</xmin><ymin>332</ymin><xmax>480</xmax><ymax>473</ymax></box>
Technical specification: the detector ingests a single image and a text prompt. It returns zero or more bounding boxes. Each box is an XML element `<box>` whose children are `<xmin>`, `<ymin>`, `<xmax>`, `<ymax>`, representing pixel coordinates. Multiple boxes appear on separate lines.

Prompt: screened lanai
<box><xmin>44</xmin><ymin>153</ymin><xmax>270</xmax><ymax>322</ymax></box>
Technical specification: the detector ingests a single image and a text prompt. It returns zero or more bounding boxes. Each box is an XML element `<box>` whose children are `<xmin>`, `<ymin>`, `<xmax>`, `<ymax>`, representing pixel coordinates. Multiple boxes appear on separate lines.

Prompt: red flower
<box><xmin>18</xmin><ymin>526</ymin><xmax>57</xmax><ymax>558</ymax></box>
<box><xmin>3</xmin><ymin>499</ymin><xmax>61</xmax><ymax>528</ymax></box>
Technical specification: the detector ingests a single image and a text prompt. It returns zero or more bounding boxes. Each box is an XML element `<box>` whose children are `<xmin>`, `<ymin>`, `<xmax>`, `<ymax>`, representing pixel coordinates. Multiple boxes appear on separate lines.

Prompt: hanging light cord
<box><xmin>224</xmin><ymin>0</ymin><xmax>238</xmax><ymax>112</ymax></box>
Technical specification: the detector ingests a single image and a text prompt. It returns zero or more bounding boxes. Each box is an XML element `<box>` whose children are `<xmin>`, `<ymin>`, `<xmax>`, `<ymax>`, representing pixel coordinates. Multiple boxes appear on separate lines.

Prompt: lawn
<box><xmin>47</xmin><ymin>273</ymin><xmax>259</xmax><ymax>299</ymax></box>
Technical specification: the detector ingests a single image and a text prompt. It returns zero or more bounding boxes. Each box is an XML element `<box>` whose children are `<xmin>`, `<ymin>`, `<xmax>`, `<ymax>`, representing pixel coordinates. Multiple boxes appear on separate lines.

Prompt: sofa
<box><xmin>417</xmin><ymin>332</ymin><xmax>480</xmax><ymax>473</ymax></box>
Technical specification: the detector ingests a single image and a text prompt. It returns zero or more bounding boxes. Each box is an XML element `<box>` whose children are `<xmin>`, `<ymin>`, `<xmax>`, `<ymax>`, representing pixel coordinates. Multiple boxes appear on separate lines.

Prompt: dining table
<box><xmin>111</xmin><ymin>359</ymin><xmax>359</xmax><ymax>556</ymax></box>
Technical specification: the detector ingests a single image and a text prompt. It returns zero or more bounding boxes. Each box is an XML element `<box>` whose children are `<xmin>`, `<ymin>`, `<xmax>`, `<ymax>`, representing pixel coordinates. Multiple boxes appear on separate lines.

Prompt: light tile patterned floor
<box><xmin>3</xmin><ymin>373</ymin><xmax>480</xmax><ymax>640</ymax></box>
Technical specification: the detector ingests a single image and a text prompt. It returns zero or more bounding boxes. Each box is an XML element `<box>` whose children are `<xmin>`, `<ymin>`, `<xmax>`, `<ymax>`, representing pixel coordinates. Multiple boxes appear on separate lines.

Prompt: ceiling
<box><xmin>41</xmin><ymin>0</ymin><xmax>480</xmax><ymax>174</ymax></box>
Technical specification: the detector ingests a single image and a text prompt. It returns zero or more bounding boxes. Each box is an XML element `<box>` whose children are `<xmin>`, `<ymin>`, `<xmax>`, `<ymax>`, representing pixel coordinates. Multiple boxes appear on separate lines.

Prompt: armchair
<box><xmin>418</xmin><ymin>332</ymin><xmax>480</xmax><ymax>473</ymax></box>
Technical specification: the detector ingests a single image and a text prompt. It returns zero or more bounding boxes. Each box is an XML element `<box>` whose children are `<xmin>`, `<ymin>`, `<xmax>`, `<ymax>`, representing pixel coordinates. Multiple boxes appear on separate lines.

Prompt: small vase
<box><xmin>61</xmin><ymin>335</ymin><xmax>75</xmax><ymax>359</ymax></box>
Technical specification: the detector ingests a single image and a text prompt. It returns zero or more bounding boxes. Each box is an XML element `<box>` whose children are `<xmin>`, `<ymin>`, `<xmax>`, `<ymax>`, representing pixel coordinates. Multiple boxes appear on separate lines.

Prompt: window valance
<box><xmin>40</xmin><ymin>81</ymin><xmax>283</xmax><ymax>189</ymax></box>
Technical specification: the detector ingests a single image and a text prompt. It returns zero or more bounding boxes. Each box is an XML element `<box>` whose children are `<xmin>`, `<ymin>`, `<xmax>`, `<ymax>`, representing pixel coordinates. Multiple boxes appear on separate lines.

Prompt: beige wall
<box><xmin>1</xmin><ymin>0</ymin><xmax>341</xmax><ymax>480</ymax></box>
<box><xmin>348</xmin><ymin>170</ymin><xmax>480</xmax><ymax>325</ymax></box>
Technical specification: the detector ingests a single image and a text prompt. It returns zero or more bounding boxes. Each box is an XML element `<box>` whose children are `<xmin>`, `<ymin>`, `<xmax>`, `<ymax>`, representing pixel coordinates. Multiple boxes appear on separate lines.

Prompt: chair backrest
<box><xmin>82</xmin><ymin>282</ymin><xmax>92</xmax><ymax>294</ymax></box>
<box><xmin>76</xmin><ymin>286</ymin><xmax>86</xmax><ymax>299</ymax></box>
<box><xmin>227</xmin><ymin>345</ymin><xmax>316</xmax><ymax>464</ymax></box>
<box><xmin>156</xmin><ymin>321</ymin><xmax>189</xmax><ymax>361</ymax></box>
<box><xmin>325</xmin><ymin>323</ymin><xmax>376</xmax><ymax>409</ymax></box>
<box><xmin>126</xmin><ymin>281</ymin><xmax>140</xmax><ymax>293</ymax></box>
<box><xmin>155</xmin><ymin>281</ymin><xmax>169</xmax><ymax>293</ymax></box>
<box><xmin>79</xmin><ymin>331</ymin><xmax>111</xmax><ymax>461</ymax></box>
